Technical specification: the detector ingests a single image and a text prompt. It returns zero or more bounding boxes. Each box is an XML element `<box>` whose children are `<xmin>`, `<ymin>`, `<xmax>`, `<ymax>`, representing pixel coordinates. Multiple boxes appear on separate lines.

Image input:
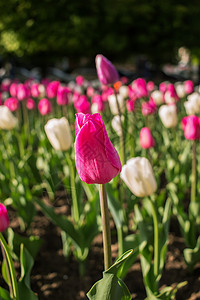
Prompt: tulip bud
<box><xmin>75</xmin><ymin>113</ymin><xmax>121</xmax><ymax>184</ymax></box>
<box><xmin>0</xmin><ymin>204</ymin><xmax>9</xmax><ymax>232</ymax></box>
<box><xmin>181</xmin><ymin>115</ymin><xmax>200</xmax><ymax>140</ymax></box>
<box><xmin>38</xmin><ymin>98</ymin><xmax>52</xmax><ymax>115</ymax></box>
<box><xmin>95</xmin><ymin>54</ymin><xmax>119</xmax><ymax>85</ymax></box>
<box><xmin>45</xmin><ymin>117</ymin><xmax>72</xmax><ymax>151</ymax></box>
<box><xmin>140</xmin><ymin>127</ymin><xmax>155</xmax><ymax>149</ymax></box>
<box><xmin>120</xmin><ymin>157</ymin><xmax>157</xmax><ymax>197</ymax></box>
<box><xmin>0</xmin><ymin>106</ymin><xmax>18</xmax><ymax>130</ymax></box>
<box><xmin>158</xmin><ymin>104</ymin><xmax>178</xmax><ymax>128</ymax></box>
<box><xmin>111</xmin><ymin>115</ymin><xmax>124</xmax><ymax>136</ymax></box>
<box><xmin>4</xmin><ymin>97</ymin><xmax>20</xmax><ymax>112</ymax></box>
<box><xmin>151</xmin><ymin>90</ymin><xmax>164</xmax><ymax>106</ymax></box>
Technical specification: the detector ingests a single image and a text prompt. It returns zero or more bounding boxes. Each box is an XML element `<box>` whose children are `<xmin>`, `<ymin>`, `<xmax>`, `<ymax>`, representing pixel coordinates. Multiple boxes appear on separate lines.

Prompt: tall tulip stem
<box><xmin>113</xmin><ymin>89</ymin><xmax>125</xmax><ymax>165</ymax></box>
<box><xmin>149</xmin><ymin>197</ymin><xmax>159</xmax><ymax>280</ymax></box>
<box><xmin>66</xmin><ymin>152</ymin><xmax>80</xmax><ymax>224</ymax></box>
<box><xmin>191</xmin><ymin>140</ymin><xmax>197</xmax><ymax>203</ymax></box>
<box><xmin>0</xmin><ymin>233</ymin><xmax>19</xmax><ymax>300</ymax></box>
<box><xmin>99</xmin><ymin>184</ymin><xmax>112</xmax><ymax>270</ymax></box>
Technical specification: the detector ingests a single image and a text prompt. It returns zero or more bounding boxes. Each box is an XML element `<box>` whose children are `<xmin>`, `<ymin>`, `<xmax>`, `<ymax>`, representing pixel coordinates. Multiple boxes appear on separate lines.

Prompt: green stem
<box><xmin>191</xmin><ymin>140</ymin><xmax>196</xmax><ymax>203</ymax></box>
<box><xmin>117</xmin><ymin>227</ymin><xmax>124</xmax><ymax>257</ymax></box>
<box><xmin>99</xmin><ymin>184</ymin><xmax>112</xmax><ymax>270</ymax></box>
<box><xmin>113</xmin><ymin>89</ymin><xmax>125</xmax><ymax>165</ymax></box>
<box><xmin>0</xmin><ymin>233</ymin><xmax>19</xmax><ymax>300</ymax></box>
<box><xmin>66</xmin><ymin>152</ymin><xmax>80</xmax><ymax>224</ymax></box>
<box><xmin>149</xmin><ymin>198</ymin><xmax>159</xmax><ymax>280</ymax></box>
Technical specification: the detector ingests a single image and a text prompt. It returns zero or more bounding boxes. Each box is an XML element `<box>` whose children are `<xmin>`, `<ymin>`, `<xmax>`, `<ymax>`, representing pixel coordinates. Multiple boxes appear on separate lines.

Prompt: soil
<box><xmin>2</xmin><ymin>197</ymin><xmax>200</xmax><ymax>300</ymax></box>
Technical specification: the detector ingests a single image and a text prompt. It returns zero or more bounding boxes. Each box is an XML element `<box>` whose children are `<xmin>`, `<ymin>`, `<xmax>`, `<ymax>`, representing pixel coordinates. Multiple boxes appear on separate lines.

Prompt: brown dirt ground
<box><xmin>1</xmin><ymin>198</ymin><xmax>200</xmax><ymax>300</ymax></box>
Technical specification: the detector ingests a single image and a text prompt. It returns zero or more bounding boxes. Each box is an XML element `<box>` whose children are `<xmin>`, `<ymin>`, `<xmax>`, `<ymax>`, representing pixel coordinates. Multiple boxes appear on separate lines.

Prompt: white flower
<box><xmin>158</xmin><ymin>104</ymin><xmax>178</xmax><ymax>128</ymax></box>
<box><xmin>120</xmin><ymin>157</ymin><xmax>157</xmax><ymax>197</ymax></box>
<box><xmin>111</xmin><ymin>115</ymin><xmax>124</xmax><ymax>136</ymax></box>
<box><xmin>108</xmin><ymin>94</ymin><xmax>124</xmax><ymax>115</ymax></box>
<box><xmin>151</xmin><ymin>90</ymin><xmax>163</xmax><ymax>105</ymax></box>
<box><xmin>44</xmin><ymin>117</ymin><xmax>72</xmax><ymax>151</ymax></box>
<box><xmin>0</xmin><ymin>106</ymin><xmax>18</xmax><ymax>130</ymax></box>
<box><xmin>118</xmin><ymin>85</ymin><xmax>129</xmax><ymax>98</ymax></box>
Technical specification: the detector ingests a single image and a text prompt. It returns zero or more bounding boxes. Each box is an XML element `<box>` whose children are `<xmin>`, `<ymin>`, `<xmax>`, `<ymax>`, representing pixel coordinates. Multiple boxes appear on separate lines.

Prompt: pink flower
<box><xmin>38</xmin><ymin>98</ymin><xmax>52</xmax><ymax>115</ymax></box>
<box><xmin>46</xmin><ymin>81</ymin><xmax>60</xmax><ymax>98</ymax></box>
<box><xmin>184</xmin><ymin>80</ymin><xmax>194</xmax><ymax>95</ymax></box>
<box><xmin>86</xmin><ymin>86</ymin><xmax>95</xmax><ymax>98</ymax></box>
<box><xmin>140</xmin><ymin>127</ymin><xmax>155</xmax><ymax>149</ymax></box>
<box><xmin>75</xmin><ymin>113</ymin><xmax>121</xmax><ymax>184</ymax></box>
<box><xmin>76</xmin><ymin>75</ymin><xmax>85</xmax><ymax>86</ymax></box>
<box><xmin>10</xmin><ymin>83</ymin><xmax>18</xmax><ymax>97</ymax></box>
<box><xmin>182</xmin><ymin>115</ymin><xmax>200</xmax><ymax>140</ymax></box>
<box><xmin>57</xmin><ymin>86</ymin><xmax>70</xmax><ymax>106</ymax></box>
<box><xmin>142</xmin><ymin>99</ymin><xmax>157</xmax><ymax>116</ymax></box>
<box><xmin>31</xmin><ymin>83</ymin><xmax>40</xmax><ymax>98</ymax></box>
<box><xmin>132</xmin><ymin>78</ymin><xmax>148</xmax><ymax>98</ymax></box>
<box><xmin>1</xmin><ymin>79</ymin><xmax>11</xmax><ymax>92</ymax></box>
<box><xmin>4</xmin><ymin>97</ymin><xmax>20</xmax><ymax>111</ymax></box>
<box><xmin>95</xmin><ymin>54</ymin><xmax>119</xmax><ymax>85</ymax></box>
<box><xmin>0</xmin><ymin>204</ymin><xmax>9</xmax><ymax>232</ymax></box>
<box><xmin>159</xmin><ymin>82</ymin><xmax>168</xmax><ymax>93</ymax></box>
<box><xmin>26</xmin><ymin>98</ymin><xmax>36</xmax><ymax>110</ymax></box>
<box><xmin>146</xmin><ymin>81</ymin><xmax>155</xmax><ymax>92</ymax></box>
<box><xmin>74</xmin><ymin>95</ymin><xmax>91</xmax><ymax>114</ymax></box>
<box><xmin>126</xmin><ymin>99</ymin><xmax>135</xmax><ymax>112</ymax></box>
<box><xmin>17</xmin><ymin>83</ymin><xmax>29</xmax><ymax>101</ymax></box>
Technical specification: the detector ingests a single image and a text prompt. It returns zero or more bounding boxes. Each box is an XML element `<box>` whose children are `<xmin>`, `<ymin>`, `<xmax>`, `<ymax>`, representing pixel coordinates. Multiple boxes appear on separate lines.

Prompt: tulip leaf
<box><xmin>0</xmin><ymin>287</ymin><xmax>11</xmax><ymax>300</ymax></box>
<box><xmin>35</xmin><ymin>198</ymin><xmax>81</xmax><ymax>247</ymax></box>
<box><xmin>184</xmin><ymin>235</ymin><xmax>200</xmax><ymax>270</ymax></box>
<box><xmin>87</xmin><ymin>250</ymin><xmax>133</xmax><ymax>300</ymax></box>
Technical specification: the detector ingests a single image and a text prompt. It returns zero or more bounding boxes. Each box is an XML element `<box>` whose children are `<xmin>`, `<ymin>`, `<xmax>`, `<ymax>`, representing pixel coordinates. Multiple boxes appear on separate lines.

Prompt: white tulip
<box><xmin>111</xmin><ymin>115</ymin><xmax>124</xmax><ymax>136</ymax></box>
<box><xmin>120</xmin><ymin>157</ymin><xmax>157</xmax><ymax>197</ymax></box>
<box><xmin>0</xmin><ymin>106</ymin><xmax>18</xmax><ymax>130</ymax></box>
<box><xmin>118</xmin><ymin>85</ymin><xmax>129</xmax><ymax>98</ymax></box>
<box><xmin>151</xmin><ymin>90</ymin><xmax>163</xmax><ymax>105</ymax></box>
<box><xmin>184</xmin><ymin>92</ymin><xmax>200</xmax><ymax>115</ymax></box>
<box><xmin>108</xmin><ymin>94</ymin><xmax>124</xmax><ymax>115</ymax></box>
<box><xmin>158</xmin><ymin>104</ymin><xmax>178</xmax><ymax>128</ymax></box>
<box><xmin>164</xmin><ymin>91</ymin><xmax>176</xmax><ymax>104</ymax></box>
<box><xmin>45</xmin><ymin>117</ymin><xmax>72</xmax><ymax>151</ymax></box>
<box><xmin>175</xmin><ymin>83</ymin><xmax>186</xmax><ymax>98</ymax></box>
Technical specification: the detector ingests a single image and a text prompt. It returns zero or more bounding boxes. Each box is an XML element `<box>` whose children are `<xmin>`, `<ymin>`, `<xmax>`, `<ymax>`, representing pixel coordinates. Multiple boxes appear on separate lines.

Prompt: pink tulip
<box><xmin>75</xmin><ymin>113</ymin><xmax>121</xmax><ymax>184</ymax></box>
<box><xmin>101</xmin><ymin>87</ymin><xmax>114</xmax><ymax>102</ymax></box>
<box><xmin>142</xmin><ymin>99</ymin><xmax>157</xmax><ymax>116</ymax></box>
<box><xmin>76</xmin><ymin>75</ymin><xmax>85</xmax><ymax>86</ymax></box>
<box><xmin>74</xmin><ymin>95</ymin><xmax>91</xmax><ymax>114</ymax></box>
<box><xmin>126</xmin><ymin>99</ymin><xmax>135</xmax><ymax>112</ymax></box>
<box><xmin>140</xmin><ymin>127</ymin><xmax>155</xmax><ymax>149</ymax></box>
<box><xmin>132</xmin><ymin>78</ymin><xmax>148</xmax><ymax>98</ymax></box>
<box><xmin>159</xmin><ymin>82</ymin><xmax>168</xmax><ymax>93</ymax></box>
<box><xmin>10</xmin><ymin>82</ymin><xmax>18</xmax><ymax>97</ymax></box>
<box><xmin>182</xmin><ymin>115</ymin><xmax>200</xmax><ymax>140</ymax></box>
<box><xmin>31</xmin><ymin>83</ymin><xmax>40</xmax><ymax>98</ymax></box>
<box><xmin>86</xmin><ymin>86</ymin><xmax>95</xmax><ymax>98</ymax></box>
<box><xmin>4</xmin><ymin>97</ymin><xmax>20</xmax><ymax>111</ymax></box>
<box><xmin>46</xmin><ymin>81</ymin><xmax>60</xmax><ymax>98</ymax></box>
<box><xmin>57</xmin><ymin>86</ymin><xmax>70</xmax><ymax>106</ymax></box>
<box><xmin>146</xmin><ymin>81</ymin><xmax>155</xmax><ymax>92</ymax></box>
<box><xmin>95</xmin><ymin>54</ymin><xmax>119</xmax><ymax>85</ymax></box>
<box><xmin>38</xmin><ymin>98</ymin><xmax>52</xmax><ymax>115</ymax></box>
<box><xmin>26</xmin><ymin>98</ymin><xmax>36</xmax><ymax>110</ymax></box>
<box><xmin>17</xmin><ymin>83</ymin><xmax>29</xmax><ymax>101</ymax></box>
<box><xmin>184</xmin><ymin>80</ymin><xmax>194</xmax><ymax>95</ymax></box>
<box><xmin>1</xmin><ymin>79</ymin><xmax>11</xmax><ymax>92</ymax></box>
<box><xmin>0</xmin><ymin>204</ymin><xmax>9</xmax><ymax>232</ymax></box>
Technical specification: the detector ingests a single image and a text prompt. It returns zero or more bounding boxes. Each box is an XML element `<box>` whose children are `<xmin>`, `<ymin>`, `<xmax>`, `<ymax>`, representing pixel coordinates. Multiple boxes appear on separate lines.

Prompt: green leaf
<box><xmin>18</xmin><ymin>244</ymin><xmax>38</xmax><ymax>300</ymax></box>
<box><xmin>87</xmin><ymin>250</ymin><xmax>133</xmax><ymax>300</ymax></box>
<box><xmin>2</xmin><ymin>259</ymin><xmax>11</xmax><ymax>287</ymax></box>
<box><xmin>0</xmin><ymin>287</ymin><xmax>11</xmax><ymax>300</ymax></box>
<box><xmin>184</xmin><ymin>235</ymin><xmax>200</xmax><ymax>270</ymax></box>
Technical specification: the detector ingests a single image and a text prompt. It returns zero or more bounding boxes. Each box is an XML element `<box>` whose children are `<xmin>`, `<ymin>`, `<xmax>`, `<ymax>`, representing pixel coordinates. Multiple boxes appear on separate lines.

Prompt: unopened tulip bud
<box><xmin>0</xmin><ymin>106</ymin><xmax>18</xmax><ymax>130</ymax></box>
<box><xmin>95</xmin><ymin>54</ymin><xmax>119</xmax><ymax>85</ymax></box>
<box><xmin>140</xmin><ymin>127</ymin><xmax>155</xmax><ymax>149</ymax></box>
<box><xmin>158</xmin><ymin>104</ymin><xmax>178</xmax><ymax>128</ymax></box>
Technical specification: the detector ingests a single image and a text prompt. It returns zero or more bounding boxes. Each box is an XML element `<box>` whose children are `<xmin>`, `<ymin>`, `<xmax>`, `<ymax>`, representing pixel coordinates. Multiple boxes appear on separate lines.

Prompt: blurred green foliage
<box><xmin>0</xmin><ymin>0</ymin><xmax>200</xmax><ymax>65</ymax></box>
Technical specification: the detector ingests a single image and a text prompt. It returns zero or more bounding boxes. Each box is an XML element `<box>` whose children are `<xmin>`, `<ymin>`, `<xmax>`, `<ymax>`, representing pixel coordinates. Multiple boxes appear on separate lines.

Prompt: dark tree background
<box><xmin>0</xmin><ymin>0</ymin><xmax>200</xmax><ymax>68</ymax></box>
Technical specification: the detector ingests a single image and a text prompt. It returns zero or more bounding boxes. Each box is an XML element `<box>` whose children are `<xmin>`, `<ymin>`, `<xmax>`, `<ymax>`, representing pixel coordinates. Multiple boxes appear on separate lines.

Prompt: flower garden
<box><xmin>0</xmin><ymin>55</ymin><xmax>200</xmax><ymax>299</ymax></box>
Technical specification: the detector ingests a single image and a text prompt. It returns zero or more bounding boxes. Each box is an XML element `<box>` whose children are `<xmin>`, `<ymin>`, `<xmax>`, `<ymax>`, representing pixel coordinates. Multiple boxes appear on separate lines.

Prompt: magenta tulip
<box><xmin>126</xmin><ymin>99</ymin><xmax>135</xmax><ymax>112</ymax></box>
<box><xmin>140</xmin><ymin>127</ymin><xmax>155</xmax><ymax>149</ymax></box>
<box><xmin>4</xmin><ymin>97</ymin><xmax>20</xmax><ymax>112</ymax></box>
<box><xmin>75</xmin><ymin>113</ymin><xmax>121</xmax><ymax>184</ymax></box>
<box><xmin>0</xmin><ymin>204</ymin><xmax>9</xmax><ymax>232</ymax></box>
<box><xmin>17</xmin><ymin>83</ymin><xmax>29</xmax><ymax>101</ymax></box>
<box><xmin>142</xmin><ymin>98</ymin><xmax>157</xmax><ymax>116</ymax></box>
<box><xmin>10</xmin><ymin>82</ymin><xmax>18</xmax><ymax>97</ymax></box>
<box><xmin>76</xmin><ymin>75</ymin><xmax>85</xmax><ymax>86</ymax></box>
<box><xmin>46</xmin><ymin>81</ymin><xmax>60</xmax><ymax>98</ymax></box>
<box><xmin>38</xmin><ymin>98</ymin><xmax>52</xmax><ymax>115</ymax></box>
<box><xmin>95</xmin><ymin>54</ymin><xmax>119</xmax><ymax>85</ymax></box>
<box><xmin>184</xmin><ymin>80</ymin><xmax>194</xmax><ymax>95</ymax></box>
<box><xmin>57</xmin><ymin>86</ymin><xmax>70</xmax><ymax>106</ymax></box>
<box><xmin>182</xmin><ymin>115</ymin><xmax>200</xmax><ymax>140</ymax></box>
<box><xmin>74</xmin><ymin>95</ymin><xmax>91</xmax><ymax>114</ymax></box>
<box><xmin>26</xmin><ymin>98</ymin><xmax>36</xmax><ymax>110</ymax></box>
<box><xmin>31</xmin><ymin>83</ymin><xmax>40</xmax><ymax>98</ymax></box>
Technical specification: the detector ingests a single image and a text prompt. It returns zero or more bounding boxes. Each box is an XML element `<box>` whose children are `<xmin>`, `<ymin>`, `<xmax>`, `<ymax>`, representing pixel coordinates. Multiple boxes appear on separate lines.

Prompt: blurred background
<box><xmin>0</xmin><ymin>0</ymin><xmax>200</xmax><ymax>83</ymax></box>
